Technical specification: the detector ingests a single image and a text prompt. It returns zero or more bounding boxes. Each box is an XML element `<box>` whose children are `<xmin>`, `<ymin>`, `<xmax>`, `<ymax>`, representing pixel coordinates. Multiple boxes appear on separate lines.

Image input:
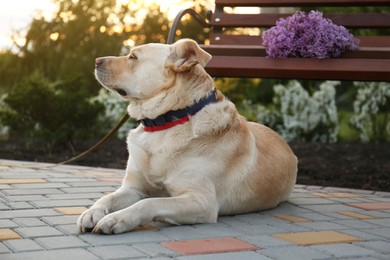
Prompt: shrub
<box><xmin>0</xmin><ymin>74</ymin><xmax>104</xmax><ymax>150</ymax></box>
<box><xmin>255</xmin><ymin>80</ymin><xmax>339</xmax><ymax>142</ymax></box>
<box><xmin>350</xmin><ymin>82</ymin><xmax>390</xmax><ymax>142</ymax></box>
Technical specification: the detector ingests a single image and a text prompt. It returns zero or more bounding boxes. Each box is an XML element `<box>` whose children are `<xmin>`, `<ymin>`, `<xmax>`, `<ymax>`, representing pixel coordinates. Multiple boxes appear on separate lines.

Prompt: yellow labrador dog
<box><xmin>77</xmin><ymin>39</ymin><xmax>297</xmax><ymax>234</ymax></box>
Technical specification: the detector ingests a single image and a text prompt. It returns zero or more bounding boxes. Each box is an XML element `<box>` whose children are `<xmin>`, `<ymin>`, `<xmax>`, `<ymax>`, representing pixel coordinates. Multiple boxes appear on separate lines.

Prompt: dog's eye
<box><xmin>129</xmin><ymin>54</ymin><xmax>137</xmax><ymax>60</ymax></box>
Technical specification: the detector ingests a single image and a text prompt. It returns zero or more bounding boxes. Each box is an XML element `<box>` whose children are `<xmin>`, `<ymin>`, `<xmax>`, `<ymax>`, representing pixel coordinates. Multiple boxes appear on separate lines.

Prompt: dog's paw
<box><xmin>77</xmin><ymin>207</ymin><xmax>107</xmax><ymax>233</ymax></box>
<box><xmin>92</xmin><ymin>212</ymin><xmax>137</xmax><ymax>234</ymax></box>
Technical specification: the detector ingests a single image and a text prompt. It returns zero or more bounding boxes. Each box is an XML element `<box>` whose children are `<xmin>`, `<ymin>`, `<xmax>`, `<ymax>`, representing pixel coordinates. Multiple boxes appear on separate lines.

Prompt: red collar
<box><xmin>141</xmin><ymin>89</ymin><xmax>217</xmax><ymax>132</ymax></box>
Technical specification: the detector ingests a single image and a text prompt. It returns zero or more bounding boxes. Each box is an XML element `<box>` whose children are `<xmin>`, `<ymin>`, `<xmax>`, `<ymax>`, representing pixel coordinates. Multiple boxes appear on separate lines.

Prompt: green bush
<box><xmin>0</xmin><ymin>74</ymin><xmax>104</xmax><ymax>150</ymax></box>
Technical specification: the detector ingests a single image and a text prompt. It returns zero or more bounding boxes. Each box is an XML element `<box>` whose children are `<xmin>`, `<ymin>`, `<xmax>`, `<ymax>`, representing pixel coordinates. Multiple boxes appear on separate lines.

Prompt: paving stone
<box><xmin>337</xmin><ymin>211</ymin><xmax>375</xmax><ymax>220</ymax></box>
<box><xmin>46</xmin><ymin>193</ymin><xmax>103</xmax><ymax>200</ymax></box>
<box><xmin>0</xmin><ymin>203</ymin><xmax>11</xmax><ymax>210</ymax></box>
<box><xmin>334</xmin><ymin>219</ymin><xmax>381</xmax><ymax>229</ymax></box>
<box><xmin>133</xmin><ymin>242</ymin><xmax>179</xmax><ymax>257</ymax></box>
<box><xmin>68</xmin><ymin>181</ymin><xmax>119</xmax><ymax>187</ymax></box>
<box><xmin>0</xmin><ymin>229</ymin><xmax>22</xmax><ymax>241</ymax></box>
<box><xmin>55</xmin><ymin>207</ymin><xmax>87</xmax><ymax>215</ymax></box>
<box><xmin>273</xmin><ymin>231</ymin><xmax>362</xmax><ymax>246</ymax></box>
<box><xmin>0</xmin><ymin>220</ymin><xmax>18</xmax><ymax>229</ymax></box>
<box><xmin>239</xmin><ymin>234</ymin><xmax>292</xmax><ymax>248</ymax></box>
<box><xmin>15</xmin><ymin>226</ymin><xmax>63</xmax><ymax>238</ymax></box>
<box><xmin>4</xmin><ymin>239</ymin><xmax>43</xmax><ymax>252</ymax></box>
<box><xmin>13</xmin><ymin>218</ymin><xmax>46</xmax><ymax>227</ymax></box>
<box><xmin>161</xmin><ymin>237</ymin><xmax>258</xmax><ymax>255</ymax></box>
<box><xmin>288</xmin><ymin>197</ymin><xmax>335</xmax><ymax>205</ymax></box>
<box><xmin>366</xmin><ymin>218</ymin><xmax>390</xmax><ymax>227</ymax></box>
<box><xmin>261</xmin><ymin>245</ymin><xmax>331</xmax><ymax>260</ymax></box>
<box><xmin>56</xmin><ymin>224</ymin><xmax>80</xmax><ymax>235</ymax></box>
<box><xmin>175</xmin><ymin>251</ymin><xmax>270</xmax><ymax>260</ymax></box>
<box><xmin>42</xmin><ymin>215</ymin><xmax>79</xmax><ymax>225</ymax></box>
<box><xmin>356</xmin><ymin>240</ymin><xmax>390</xmax><ymax>254</ymax></box>
<box><xmin>310</xmin><ymin>243</ymin><xmax>379</xmax><ymax>258</ymax></box>
<box><xmin>12</xmin><ymin>183</ymin><xmax>69</xmax><ymax>189</ymax></box>
<box><xmin>313</xmin><ymin>192</ymin><xmax>363</xmax><ymax>198</ymax></box>
<box><xmin>363</xmin><ymin>227</ymin><xmax>390</xmax><ymax>238</ymax></box>
<box><xmin>0</xmin><ymin>184</ymin><xmax>12</xmax><ymax>189</ymax></box>
<box><xmin>300</xmin><ymin>204</ymin><xmax>360</xmax><ymax>212</ymax></box>
<box><xmin>0</xmin><ymin>242</ymin><xmax>11</xmax><ymax>253</ymax></box>
<box><xmin>0</xmin><ymin>179</ymin><xmax>47</xmax><ymax>184</ymax></box>
<box><xmin>88</xmin><ymin>245</ymin><xmax>146</xmax><ymax>259</ymax></box>
<box><xmin>30</xmin><ymin>199</ymin><xmax>93</xmax><ymax>208</ymax></box>
<box><xmin>273</xmin><ymin>214</ymin><xmax>309</xmax><ymax>222</ymax></box>
<box><xmin>341</xmin><ymin>229</ymin><xmax>386</xmax><ymax>241</ymax></box>
<box><xmin>79</xmin><ymin>231</ymin><xmax>171</xmax><ymax>246</ymax></box>
<box><xmin>5</xmin><ymin>195</ymin><xmax>47</xmax><ymax>202</ymax></box>
<box><xmin>60</xmin><ymin>187</ymin><xmax>116</xmax><ymax>193</ymax></box>
<box><xmin>347</xmin><ymin>202</ymin><xmax>390</xmax><ymax>210</ymax></box>
<box><xmin>8</xmin><ymin>202</ymin><xmax>35</xmax><ymax>210</ymax></box>
<box><xmin>35</xmin><ymin>236</ymin><xmax>89</xmax><ymax>249</ymax></box>
<box><xmin>0</xmin><ymin>248</ymin><xmax>98</xmax><ymax>260</ymax></box>
<box><xmin>2</xmin><ymin>188</ymin><xmax>63</xmax><ymax>195</ymax></box>
<box><xmin>295</xmin><ymin>221</ymin><xmax>349</xmax><ymax>231</ymax></box>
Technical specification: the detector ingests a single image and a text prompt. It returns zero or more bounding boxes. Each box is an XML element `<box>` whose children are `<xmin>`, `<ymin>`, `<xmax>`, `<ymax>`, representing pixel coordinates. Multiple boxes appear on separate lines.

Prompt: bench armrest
<box><xmin>167</xmin><ymin>8</ymin><xmax>212</xmax><ymax>44</ymax></box>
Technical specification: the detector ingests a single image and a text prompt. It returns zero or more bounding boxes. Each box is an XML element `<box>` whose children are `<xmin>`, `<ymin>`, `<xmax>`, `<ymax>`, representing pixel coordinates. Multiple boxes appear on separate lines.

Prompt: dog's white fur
<box><xmin>77</xmin><ymin>39</ymin><xmax>297</xmax><ymax>234</ymax></box>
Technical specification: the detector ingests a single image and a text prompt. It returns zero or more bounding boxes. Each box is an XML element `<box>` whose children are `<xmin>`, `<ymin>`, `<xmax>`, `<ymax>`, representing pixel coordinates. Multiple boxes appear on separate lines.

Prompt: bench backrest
<box><xmin>208</xmin><ymin>0</ymin><xmax>390</xmax><ymax>47</ymax></box>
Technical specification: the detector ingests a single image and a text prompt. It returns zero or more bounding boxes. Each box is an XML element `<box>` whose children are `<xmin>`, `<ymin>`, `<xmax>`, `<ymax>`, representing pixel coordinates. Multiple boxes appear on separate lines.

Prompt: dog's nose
<box><xmin>95</xmin><ymin>58</ymin><xmax>105</xmax><ymax>66</ymax></box>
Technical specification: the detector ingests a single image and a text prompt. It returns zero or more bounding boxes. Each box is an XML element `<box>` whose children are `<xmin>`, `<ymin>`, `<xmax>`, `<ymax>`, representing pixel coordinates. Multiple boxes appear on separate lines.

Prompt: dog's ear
<box><xmin>167</xmin><ymin>39</ymin><xmax>212</xmax><ymax>72</ymax></box>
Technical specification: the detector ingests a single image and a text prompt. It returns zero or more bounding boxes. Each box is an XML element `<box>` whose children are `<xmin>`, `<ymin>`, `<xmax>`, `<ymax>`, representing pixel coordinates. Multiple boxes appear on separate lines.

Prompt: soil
<box><xmin>1</xmin><ymin>137</ymin><xmax>389</xmax><ymax>192</ymax></box>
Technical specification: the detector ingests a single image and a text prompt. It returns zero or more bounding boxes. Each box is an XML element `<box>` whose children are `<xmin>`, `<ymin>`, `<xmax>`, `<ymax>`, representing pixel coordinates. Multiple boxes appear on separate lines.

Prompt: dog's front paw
<box><xmin>92</xmin><ymin>212</ymin><xmax>138</xmax><ymax>234</ymax></box>
<box><xmin>77</xmin><ymin>207</ymin><xmax>107</xmax><ymax>233</ymax></box>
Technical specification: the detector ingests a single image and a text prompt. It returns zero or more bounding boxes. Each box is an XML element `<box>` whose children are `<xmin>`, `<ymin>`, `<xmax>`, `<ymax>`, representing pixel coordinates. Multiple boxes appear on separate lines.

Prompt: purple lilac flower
<box><xmin>262</xmin><ymin>11</ymin><xmax>359</xmax><ymax>59</ymax></box>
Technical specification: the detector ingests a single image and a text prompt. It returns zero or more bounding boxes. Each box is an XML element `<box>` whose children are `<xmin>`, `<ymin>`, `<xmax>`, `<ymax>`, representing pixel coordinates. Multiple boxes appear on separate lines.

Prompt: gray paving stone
<box><xmin>5</xmin><ymin>195</ymin><xmax>47</xmax><ymax>202</ymax></box>
<box><xmin>366</xmin><ymin>218</ymin><xmax>390</xmax><ymax>227</ymax></box>
<box><xmin>0</xmin><ymin>184</ymin><xmax>12</xmax><ymax>189</ymax></box>
<box><xmin>341</xmin><ymin>229</ymin><xmax>384</xmax><ymax>241</ymax></box>
<box><xmin>13</xmin><ymin>218</ymin><xmax>47</xmax><ymax>227</ymax></box>
<box><xmin>296</xmin><ymin>212</ymin><xmax>336</xmax><ymax>221</ymax></box>
<box><xmin>295</xmin><ymin>221</ymin><xmax>350</xmax><ymax>231</ymax></box>
<box><xmin>363</xmin><ymin>227</ymin><xmax>390</xmax><ymax>238</ymax></box>
<box><xmin>261</xmin><ymin>245</ymin><xmax>331</xmax><ymax>260</ymax></box>
<box><xmin>356</xmin><ymin>240</ymin><xmax>390</xmax><ymax>254</ymax></box>
<box><xmin>0</xmin><ymin>203</ymin><xmax>10</xmax><ymax>210</ymax></box>
<box><xmin>300</xmin><ymin>204</ymin><xmax>360</xmax><ymax>212</ymax></box>
<box><xmin>35</xmin><ymin>236</ymin><xmax>89</xmax><ymax>249</ymax></box>
<box><xmin>239</xmin><ymin>234</ymin><xmax>292</xmax><ymax>248</ymax></box>
<box><xmin>231</xmin><ymin>223</ymin><xmax>287</xmax><ymax>235</ymax></box>
<box><xmin>30</xmin><ymin>199</ymin><xmax>93</xmax><ymax>208</ymax></box>
<box><xmin>42</xmin><ymin>215</ymin><xmax>79</xmax><ymax>225</ymax></box>
<box><xmin>287</xmin><ymin>197</ymin><xmax>335</xmax><ymax>205</ymax></box>
<box><xmin>60</xmin><ymin>186</ymin><xmax>116</xmax><ymax>193</ymax></box>
<box><xmin>0</xmin><ymin>248</ymin><xmax>98</xmax><ymax>260</ymax></box>
<box><xmin>0</xmin><ymin>209</ymin><xmax>60</xmax><ymax>219</ymax></box>
<box><xmin>88</xmin><ymin>245</ymin><xmax>146</xmax><ymax>259</ymax></box>
<box><xmin>56</xmin><ymin>224</ymin><xmax>80</xmax><ymax>235</ymax></box>
<box><xmin>133</xmin><ymin>242</ymin><xmax>179</xmax><ymax>257</ymax></box>
<box><xmin>0</xmin><ymin>219</ymin><xmax>18</xmax><ymax>228</ymax></box>
<box><xmin>68</xmin><ymin>181</ymin><xmax>119</xmax><ymax>187</ymax></box>
<box><xmin>47</xmin><ymin>178</ymin><xmax>96</xmax><ymax>183</ymax></box>
<box><xmin>15</xmin><ymin>226</ymin><xmax>64</xmax><ymax>238</ymax></box>
<box><xmin>3</xmin><ymin>189</ymin><xmax>63</xmax><ymax>195</ymax></box>
<box><xmin>3</xmin><ymin>239</ymin><xmax>43</xmax><ymax>252</ymax></box>
<box><xmin>0</xmin><ymin>243</ymin><xmax>11</xmax><ymax>253</ymax></box>
<box><xmin>176</xmin><ymin>251</ymin><xmax>271</xmax><ymax>260</ymax></box>
<box><xmin>79</xmin><ymin>231</ymin><xmax>171</xmax><ymax>246</ymax></box>
<box><xmin>262</xmin><ymin>202</ymin><xmax>313</xmax><ymax>215</ymax></box>
<box><xmin>8</xmin><ymin>202</ymin><xmax>35</xmax><ymax>209</ymax></box>
<box><xmin>46</xmin><ymin>193</ymin><xmax>103</xmax><ymax>200</ymax></box>
<box><xmin>12</xmin><ymin>183</ymin><xmax>70</xmax><ymax>189</ymax></box>
<box><xmin>310</xmin><ymin>243</ymin><xmax>379</xmax><ymax>258</ymax></box>
<box><xmin>334</xmin><ymin>219</ymin><xmax>382</xmax><ymax>229</ymax></box>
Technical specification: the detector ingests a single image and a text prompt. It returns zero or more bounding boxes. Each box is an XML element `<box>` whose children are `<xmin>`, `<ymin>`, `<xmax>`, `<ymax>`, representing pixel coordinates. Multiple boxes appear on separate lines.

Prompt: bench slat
<box><xmin>205</xmin><ymin>56</ymin><xmax>390</xmax><ymax>81</ymax></box>
<box><xmin>215</xmin><ymin>0</ymin><xmax>390</xmax><ymax>7</ymax></box>
<box><xmin>210</xmin><ymin>13</ymin><xmax>390</xmax><ymax>28</ymax></box>
<box><xmin>202</xmin><ymin>45</ymin><xmax>390</xmax><ymax>59</ymax></box>
<box><xmin>209</xmin><ymin>34</ymin><xmax>390</xmax><ymax>48</ymax></box>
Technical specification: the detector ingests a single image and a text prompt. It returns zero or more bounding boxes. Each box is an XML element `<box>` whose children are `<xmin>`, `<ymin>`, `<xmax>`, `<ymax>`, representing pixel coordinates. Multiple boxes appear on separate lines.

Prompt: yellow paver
<box><xmin>0</xmin><ymin>229</ymin><xmax>22</xmax><ymax>241</ymax></box>
<box><xmin>338</xmin><ymin>211</ymin><xmax>375</xmax><ymax>220</ymax></box>
<box><xmin>0</xmin><ymin>179</ymin><xmax>47</xmax><ymax>184</ymax></box>
<box><xmin>273</xmin><ymin>214</ymin><xmax>309</xmax><ymax>222</ymax></box>
<box><xmin>273</xmin><ymin>231</ymin><xmax>362</xmax><ymax>246</ymax></box>
<box><xmin>55</xmin><ymin>207</ymin><xmax>88</xmax><ymax>215</ymax></box>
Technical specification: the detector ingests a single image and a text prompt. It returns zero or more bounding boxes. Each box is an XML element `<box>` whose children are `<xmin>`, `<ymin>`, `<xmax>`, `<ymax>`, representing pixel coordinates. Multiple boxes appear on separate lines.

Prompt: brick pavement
<box><xmin>0</xmin><ymin>159</ymin><xmax>390</xmax><ymax>259</ymax></box>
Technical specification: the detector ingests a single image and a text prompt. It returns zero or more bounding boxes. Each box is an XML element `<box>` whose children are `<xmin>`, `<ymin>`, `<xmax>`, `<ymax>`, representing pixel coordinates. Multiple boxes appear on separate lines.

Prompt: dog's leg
<box><xmin>93</xmin><ymin>188</ymin><xmax>218</xmax><ymax>234</ymax></box>
<box><xmin>77</xmin><ymin>184</ymin><xmax>145</xmax><ymax>233</ymax></box>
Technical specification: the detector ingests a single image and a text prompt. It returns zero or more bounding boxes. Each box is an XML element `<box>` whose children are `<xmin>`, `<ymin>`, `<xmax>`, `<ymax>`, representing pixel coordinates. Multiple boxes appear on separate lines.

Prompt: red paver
<box><xmin>161</xmin><ymin>237</ymin><xmax>258</xmax><ymax>255</ymax></box>
<box><xmin>347</xmin><ymin>202</ymin><xmax>390</xmax><ymax>211</ymax></box>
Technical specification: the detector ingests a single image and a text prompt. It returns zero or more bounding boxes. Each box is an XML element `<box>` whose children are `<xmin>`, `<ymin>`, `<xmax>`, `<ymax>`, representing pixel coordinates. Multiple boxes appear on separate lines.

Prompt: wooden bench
<box><xmin>168</xmin><ymin>0</ymin><xmax>390</xmax><ymax>82</ymax></box>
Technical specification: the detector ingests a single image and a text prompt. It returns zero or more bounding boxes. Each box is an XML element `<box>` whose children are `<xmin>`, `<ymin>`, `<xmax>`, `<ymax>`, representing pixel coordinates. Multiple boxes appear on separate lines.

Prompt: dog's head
<box><xmin>95</xmin><ymin>39</ymin><xmax>212</xmax><ymax>105</ymax></box>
